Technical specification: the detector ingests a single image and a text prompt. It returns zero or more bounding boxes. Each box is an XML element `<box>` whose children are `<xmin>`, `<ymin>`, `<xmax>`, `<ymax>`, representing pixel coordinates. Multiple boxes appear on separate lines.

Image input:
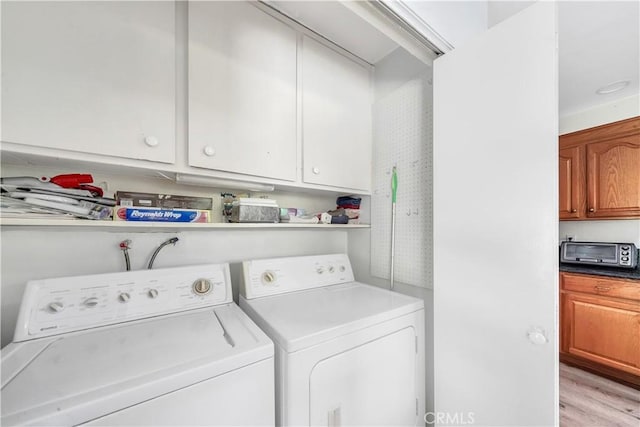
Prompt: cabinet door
<box><xmin>586</xmin><ymin>137</ymin><xmax>640</xmax><ymax>218</ymax></box>
<box><xmin>1</xmin><ymin>1</ymin><xmax>175</xmax><ymax>163</ymax></box>
<box><xmin>559</xmin><ymin>145</ymin><xmax>584</xmax><ymax>219</ymax></box>
<box><xmin>302</xmin><ymin>36</ymin><xmax>372</xmax><ymax>191</ymax></box>
<box><xmin>188</xmin><ymin>2</ymin><xmax>297</xmax><ymax>182</ymax></box>
<box><xmin>562</xmin><ymin>292</ymin><xmax>640</xmax><ymax>376</ymax></box>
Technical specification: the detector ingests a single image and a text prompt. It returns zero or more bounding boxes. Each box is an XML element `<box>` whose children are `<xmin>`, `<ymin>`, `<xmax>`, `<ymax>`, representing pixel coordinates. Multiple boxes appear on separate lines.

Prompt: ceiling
<box><xmin>265</xmin><ymin>1</ymin><xmax>639</xmax><ymax>118</ymax></box>
<box><xmin>558</xmin><ymin>1</ymin><xmax>639</xmax><ymax>116</ymax></box>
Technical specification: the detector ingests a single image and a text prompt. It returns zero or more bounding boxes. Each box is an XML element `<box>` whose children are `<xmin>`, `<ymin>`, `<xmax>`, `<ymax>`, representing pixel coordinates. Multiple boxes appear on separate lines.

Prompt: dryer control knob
<box><xmin>193</xmin><ymin>279</ymin><xmax>212</xmax><ymax>295</ymax></box>
<box><xmin>118</xmin><ymin>292</ymin><xmax>131</xmax><ymax>303</ymax></box>
<box><xmin>48</xmin><ymin>301</ymin><xmax>65</xmax><ymax>313</ymax></box>
<box><xmin>148</xmin><ymin>289</ymin><xmax>159</xmax><ymax>299</ymax></box>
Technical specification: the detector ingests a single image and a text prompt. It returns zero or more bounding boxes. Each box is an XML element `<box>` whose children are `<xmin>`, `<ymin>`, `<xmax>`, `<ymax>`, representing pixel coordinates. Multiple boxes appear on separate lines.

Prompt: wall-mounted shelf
<box><xmin>0</xmin><ymin>218</ymin><xmax>370</xmax><ymax>231</ymax></box>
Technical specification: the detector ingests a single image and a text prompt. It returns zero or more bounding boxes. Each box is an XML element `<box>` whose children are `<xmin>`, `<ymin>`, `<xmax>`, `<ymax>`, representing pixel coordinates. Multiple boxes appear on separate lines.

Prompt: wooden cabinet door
<box><xmin>1</xmin><ymin>1</ymin><xmax>176</xmax><ymax>163</ymax></box>
<box><xmin>559</xmin><ymin>146</ymin><xmax>584</xmax><ymax>219</ymax></box>
<box><xmin>586</xmin><ymin>137</ymin><xmax>640</xmax><ymax>218</ymax></box>
<box><xmin>188</xmin><ymin>2</ymin><xmax>297</xmax><ymax>181</ymax></box>
<box><xmin>562</xmin><ymin>292</ymin><xmax>640</xmax><ymax>376</ymax></box>
<box><xmin>301</xmin><ymin>36</ymin><xmax>372</xmax><ymax>191</ymax></box>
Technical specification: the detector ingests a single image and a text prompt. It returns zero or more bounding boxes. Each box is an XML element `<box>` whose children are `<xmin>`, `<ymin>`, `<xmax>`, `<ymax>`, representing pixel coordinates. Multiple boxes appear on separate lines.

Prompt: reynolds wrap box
<box><xmin>114</xmin><ymin>206</ymin><xmax>210</xmax><ymax>223</ymax></box>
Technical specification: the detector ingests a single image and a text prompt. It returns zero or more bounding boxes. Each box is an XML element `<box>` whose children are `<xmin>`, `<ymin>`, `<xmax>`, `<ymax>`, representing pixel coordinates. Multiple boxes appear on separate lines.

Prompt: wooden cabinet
<box><xmin>301</xmin><ymin>36</ymin><xmax>372</xmax><ymax>192</ymax></box>
<box><xmin>560</xmin><ymin>272</ymin><xmax>640</xmax><ymax>386</ymax></box>
<box><xmin>559</xmin><ymin>117</ymin><xmax>640</xmax><ymax>219</ymax></box>
<box><xmin>188</xmin><ymin>1</ymin><xmax>297</xmax><ymax>182</ymax></box>
<box><xmin>586</xmin><ymin>139</ymin><xmax>640</xmax><ymax>218</ymax></box>
<box><xmin>1</xmin><ymin>1</ymin><xmax>176</xmax><ymax>164</ymax></box>
<box><xmin>559</xmin><ymin>146</ymin><xmax>584</xmax><ymax>219</ymax></box>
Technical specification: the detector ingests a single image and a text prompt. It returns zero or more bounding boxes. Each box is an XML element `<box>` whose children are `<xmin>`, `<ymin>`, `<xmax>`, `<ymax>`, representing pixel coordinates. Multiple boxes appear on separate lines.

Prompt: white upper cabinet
<box><xmin>188</xmin><ymin>2</ymin><xmax>297</xmax><ymax>182</ymax></box>
<box><xmin>1</xmin><ymin>1</ymin><xmax>176</xmax><ymax>163</ymax></box>
<box><xmin>302</xmin><ymin>36</ymin><xmax>372</xmax><ymax>191</ymax></box>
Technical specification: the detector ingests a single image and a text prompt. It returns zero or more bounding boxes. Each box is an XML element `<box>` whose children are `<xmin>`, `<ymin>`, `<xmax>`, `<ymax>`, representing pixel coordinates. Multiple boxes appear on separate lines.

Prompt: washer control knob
<box><xmin>328</xmin><ymin>266</ymin><xmax>335</xmax><ymax>273</ymax></box>
<box><xmin>312</xmin><ymin>167</ymin><xmax>320</xmax><ymax>175</ymax></box>
<box><xmin>148</xmin><ymin>289</ymin><xmax>159</xmax><ymax>299</ymax></box>
<box><xmin>262</xmin><ymin>271</ymin><xmax>276</xmax><ymax>285</ymax></box>
<box><xmin>83</xmin><ymin>297</ymin><xmax>99</xmax><ymax>308</ymax></box>
<box><xmin>48</xmin><ymin>301</ymin><xmax>65</xmax><ymax>313</ymax></box>
<box><xmin>118</xmin><ymin>292</ymin><xmax>131</xmax><ymax>303</ymax></box>
<box><xmin>339</xmin><ymin>265</ymin><xmax>346</xmax><ymax>272</ymax></box>
<box><xmin>316</xmin><ymin>267</ymin><xmax>325</xmax><ymax>275</ymax></box>
<box><xmin>193</xmin><ymin>279</ymin><xmax>212</xmax><ymax>295</ymax></box>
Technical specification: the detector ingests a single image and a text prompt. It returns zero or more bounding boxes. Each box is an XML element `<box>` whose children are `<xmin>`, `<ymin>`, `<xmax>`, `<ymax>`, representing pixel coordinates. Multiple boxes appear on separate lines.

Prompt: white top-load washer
<box><xmin>239</xmin><ymin>254</ymin><xmax>425</xmax><ymax>426</ymax></box>
<box><xmin>1</xmin><ymin>263</ymin><xmax>274</xmax><ymax>426</ymax></box>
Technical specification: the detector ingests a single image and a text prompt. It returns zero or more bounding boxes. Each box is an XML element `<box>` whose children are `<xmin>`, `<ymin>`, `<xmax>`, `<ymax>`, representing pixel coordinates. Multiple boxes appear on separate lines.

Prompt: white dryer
<box><xmin>239</xmin><ymin>254</ymin><xmax>425</xmax><ymax>426</ymax></box>
<box><xmin>1</xmin><ymin>263</ymin><xmax>274</xmax><ymax>426</ymax></box>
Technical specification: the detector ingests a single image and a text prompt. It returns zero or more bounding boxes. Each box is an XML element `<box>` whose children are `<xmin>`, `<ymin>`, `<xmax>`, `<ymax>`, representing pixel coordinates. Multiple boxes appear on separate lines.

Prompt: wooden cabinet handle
<box><xmin>571</xmin><ymin>209</ymin><xmax>577</xmax><ymax>213</ymax></box>
<box><xmin>594</xmin><ymin>285</ymin><xmax>611</xmax><ymax>292</ymax></box>
<box><xmin>588</xmin><ymin>208</ymin><xmax>595</xmax><ymax>212</ymax></box>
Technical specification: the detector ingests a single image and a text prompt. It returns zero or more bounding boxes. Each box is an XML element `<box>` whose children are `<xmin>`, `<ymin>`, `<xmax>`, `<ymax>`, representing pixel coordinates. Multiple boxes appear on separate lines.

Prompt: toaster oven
<box><xmin>560</xmin><ymin>241</ymin><xmax>637</xmax><ymax>269</ymax></box>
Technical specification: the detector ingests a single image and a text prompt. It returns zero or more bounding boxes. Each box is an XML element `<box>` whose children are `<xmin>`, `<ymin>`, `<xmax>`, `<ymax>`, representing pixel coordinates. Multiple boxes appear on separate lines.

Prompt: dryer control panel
<box><xmin>240</xmin><ymin>254</ymin><xmax>355</xmax><ymax>299</ymax></box>
<box><xmin>13</xmin><ymin>263</ymin><xmax>232</xmax><ymax>342</ymax></box>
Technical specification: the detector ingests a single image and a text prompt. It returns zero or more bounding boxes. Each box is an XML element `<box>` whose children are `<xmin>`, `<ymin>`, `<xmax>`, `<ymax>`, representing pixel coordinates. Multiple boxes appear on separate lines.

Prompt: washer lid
<box><xmin>240</xmin><ymin>282</ymin><xmax>423</xmax><ymax>352</ymax></box>
<box><xmin>1</xmin><ymin>304</ymin><xmax>273</xmax><ymax>427</ymax></box>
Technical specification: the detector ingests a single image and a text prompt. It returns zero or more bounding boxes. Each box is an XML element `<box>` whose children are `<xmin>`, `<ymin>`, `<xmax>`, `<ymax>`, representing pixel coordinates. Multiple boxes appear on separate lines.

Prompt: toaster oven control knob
<box><xmin>192</xmin><ymin>279</ymin><xmax>212</xmax><ymax>295</ymax></box>
<box><xmin>622</xmin><ymin>251</ymin><xmax>629</xmax><ymax>256</ymax></box>
<box><xmin>622</xmin><ymin>246</ymin><xmax>630</xmax><ymax>250</ymax></box>
<box><xmin>262</xmin><ymin>271</ymin><xmax>276</xmax><ymax>285</ymax></box>
<box><xmin>83</xmin><ymin>297</ymin><xmax>99</xmax><ymax>308</ymax></box>
<box><xmin>118</xmin><ymin>292</ymin><xmax>131</xmax><ymax>303</ymax></box>
<box><xmin>148</xmin><ymin>289</ymin><xmax>159</xmax><ymax>299</ymax></box>
<box><xmin>47</xmin><ymin>301</ymin><xmax>65</xmax><ymax>313</ymax></box>
<box><xmin>622</xmin><ymin>257</ymin><xmax>629</xmax><ymax>261</ymax></box>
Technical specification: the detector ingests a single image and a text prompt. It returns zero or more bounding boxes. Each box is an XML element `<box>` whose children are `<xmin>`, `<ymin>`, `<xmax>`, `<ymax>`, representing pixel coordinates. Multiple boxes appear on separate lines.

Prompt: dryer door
<box><xmin>309</xmin><ymin>327</ymin><xmax>417</xmax><ymax>426</ymax></box>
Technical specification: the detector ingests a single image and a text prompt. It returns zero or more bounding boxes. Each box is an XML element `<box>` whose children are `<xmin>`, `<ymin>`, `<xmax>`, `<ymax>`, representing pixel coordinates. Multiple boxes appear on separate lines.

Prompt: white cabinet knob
<box><xmin>203</xmin><ymin>146</ymin><xmax>216</xmax><ymax>157</ymax></box>
<box><xmin>312</xmin><ymin>167</ymin><xmax>320</xmax><ymax>175</ymax></box>
<box><xmin>144</xmin><ymin>136</ymin><xmax>159</xmax><ymax>147</ymax></box>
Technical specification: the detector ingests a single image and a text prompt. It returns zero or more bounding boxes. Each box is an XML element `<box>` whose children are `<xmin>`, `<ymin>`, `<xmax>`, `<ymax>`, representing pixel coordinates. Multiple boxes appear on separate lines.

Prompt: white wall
<box><xmin>487</xmin><ymin>1</ymin><xmax>536</xmax><ymax>28</ymax></box>
<box><xmin>559</xmin><ymin>93</ymin><xmax>640</xmax><ymax>245</ymax></box>
<box><xmin>433</xmin><ymin>3</ymin><xmax>557</xmax><ymax>425</ymax></box>
<box><xmin>559</xmin><ymin>93</ymin><xmax>640</xmax><ymax>134</ymax></box>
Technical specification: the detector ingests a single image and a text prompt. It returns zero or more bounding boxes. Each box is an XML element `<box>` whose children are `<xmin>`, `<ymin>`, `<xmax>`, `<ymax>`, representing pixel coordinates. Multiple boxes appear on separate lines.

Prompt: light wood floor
<box><xmin>560</xmin><ymin>363</ymin><xmax>640</xmax><ymax>427</ymax></box>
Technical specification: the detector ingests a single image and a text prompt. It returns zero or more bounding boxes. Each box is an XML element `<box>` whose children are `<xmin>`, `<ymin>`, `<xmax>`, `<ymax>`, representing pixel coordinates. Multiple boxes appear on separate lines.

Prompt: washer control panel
<box><xmin>14</xmin><ymin>263</ymin><xmax>231</xmax><ymax>342</ymax></box>
<box><xmin>241</xmin><ymin>254</ymin><xmax>355</xmax><ymax>299</ymax></box>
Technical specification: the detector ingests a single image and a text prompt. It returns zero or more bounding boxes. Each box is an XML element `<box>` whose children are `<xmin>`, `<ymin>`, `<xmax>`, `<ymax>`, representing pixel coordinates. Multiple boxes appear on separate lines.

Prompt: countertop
<box><xmin>560</xmin><ymin>249</ymin><xmax>640</xmax><ymax>280</ymax></box>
